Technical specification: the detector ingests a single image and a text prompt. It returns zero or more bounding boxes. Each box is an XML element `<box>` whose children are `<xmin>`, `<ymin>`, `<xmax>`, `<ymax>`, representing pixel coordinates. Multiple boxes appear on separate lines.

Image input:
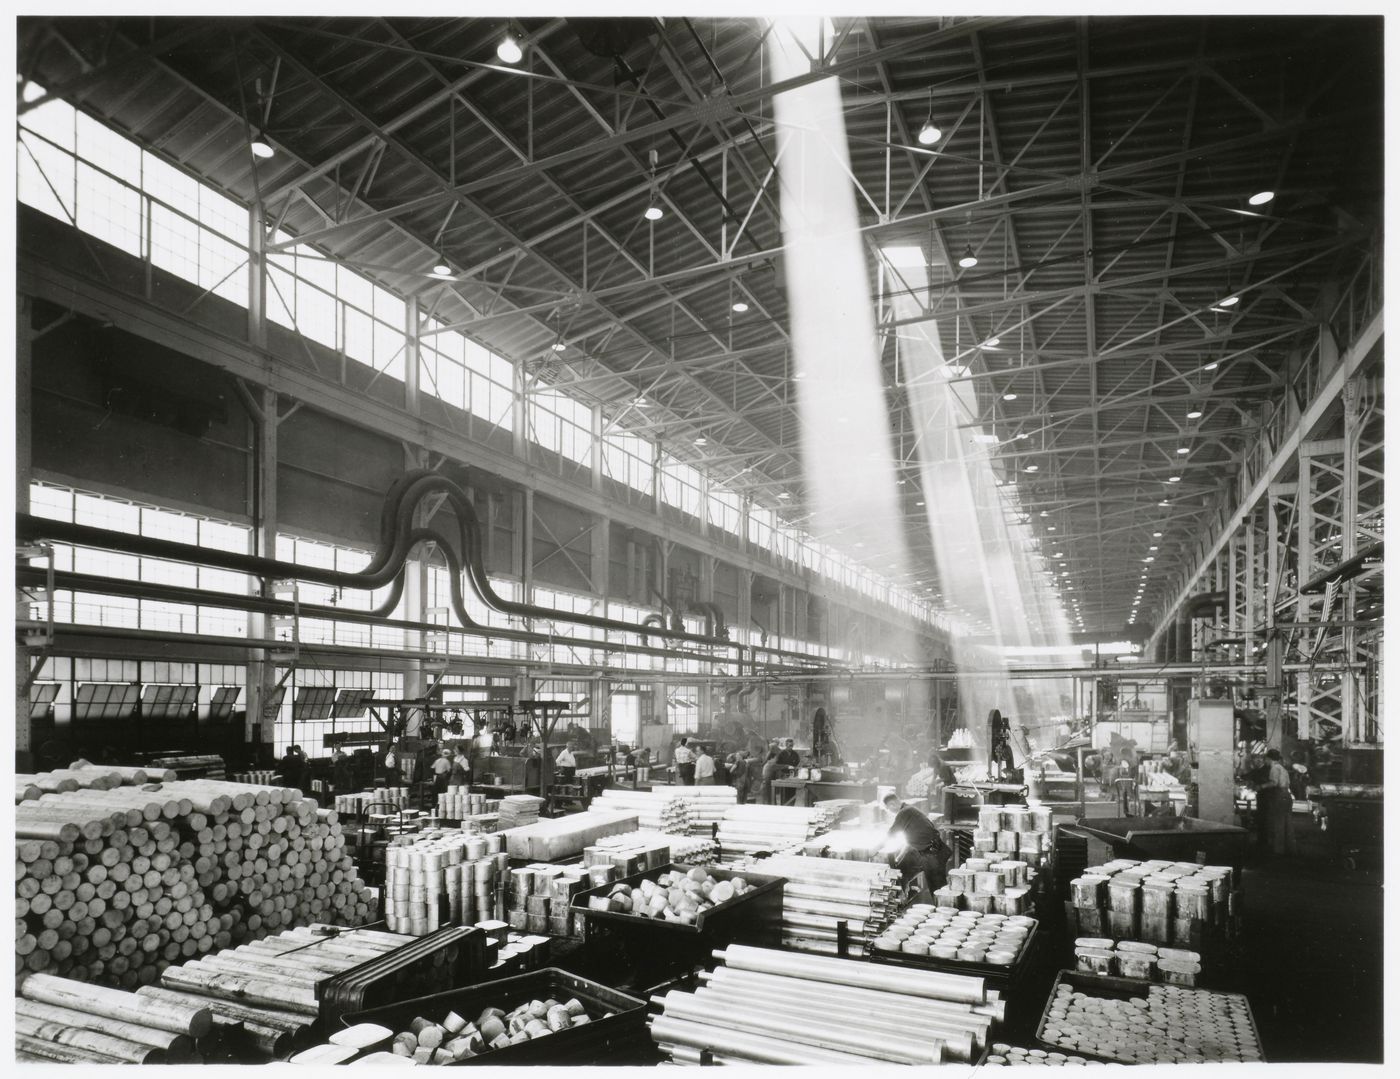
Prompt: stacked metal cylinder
<box><xmin>231</xmin><ymin>771</ymin><xmax>277</xmax><ymax>785</ymax></box>
<box><xmin>970</xmin><ymin>803</ymin><xmax>1052</xmax><ymax>866</ymax></box>
<box><xmin>649</xmin><ymin>944</ymin><xmax>1003</xmax><ymax>1065</ymax></box>
<box><xmin>383</xmin><ymin>832</ymin><xmax>507</xmax><ymax>935</ymax></box>
<box><xmin>587</xmin><ymin>830</ymin><xmax>719</xmax><ymax>869</ymax></box>
<box><xmin>506</xmin><ymin>863</ymin><xmax>588</xmax><ymax>937</ymax></box>
<box><xmin>591</xmin><ymin>788</ymin><xmax>694</xmax><ymax>833</ymax></box>
<box><xmin>15</xmin><ymin>769</ymin><xmax>373</xmax><ymax>988</ymax></box>
<box><xmin>334</xmin><ymin>789</ymin><xmax>410</xmax><ymax>816</ymax></box>
<box><xmin>436</xmin><ymin>791</ymin><xmax>490</xmax><ymax>820</ymax></box>
<box><xmin>716</xmin><ymin>805</ymin><xmax>834</xmax><ymax>860</ymax></box>
<box><xmin>939</xmin><ymin>855</ymin><xmax>1036</xmax><ymax>916</ymax></box>
<box><xmin>1070</xmin><ymin>858</ymin><xmax>1234</xmax><ymax>947</ymax></box>
<box><xmin>743</xmin><ymin>855</ymin><xmax>902</xmax><ymax>955</ymax></box>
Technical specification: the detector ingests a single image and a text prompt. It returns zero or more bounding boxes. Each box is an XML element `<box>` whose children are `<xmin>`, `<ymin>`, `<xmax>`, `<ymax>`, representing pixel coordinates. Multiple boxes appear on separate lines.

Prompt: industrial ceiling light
<box><xmin>1152</xmin><ymin>531</ymin><xmax>1162</xmax><ymax>537</ymax></box>
<box><xmin>1217</xmin><ymin>295</ymin><xmax>1240</xmax><ymax>308</ymax></box>
<box><xmin>1024</xmin><ymin>464</ymin><xmax>1039</xmax><ymax>473</ymax></box>
<box><xmin>1149</xmin><ymin>545</ymin><xmax>1158</xmax><ymax>551</ymax></box>
<box><xmin>778</xmin><ymin>491</ymin><xmax>791</xmax><ymax>500</ymax></box>
<box><xmin>250</xmin><ymin>133</ymin><xmax>275</xmax><ymax>160</ymax></box>
<box><xmin>632</xmin><ymin>394</ymin><xmax>649</xmax><ymax>408</ymax></box>
<box><xmin>496</xmin><ymin>33</ymin><xmax>524</xmax><ymax>64</ymax></box>
<box><xmin>693</xmin><ymin>435</ymin><xmax>708</xmax><ymax>446</ymax></box>
<box><xmin>1003</xmin><ymin>392</ymin><xmax>1018</xmax><ymax>401</ymax></box>
<box><xmin>1167</xmin><ymin>476</ymin><xmax>1181</xmax><ymax>483</ymax></box>
<box><xmin>1143</xmin><ymin>556</ymin><xmax>1155</xmax><ymax>563</ymax></box>
<box><xmin>1158</xmin><ymin>499</ymin><xmax>1169</xmax><ymax>506</ymax></box>
<box><xmin>983</xmin><ymin>336</ymin><xmax>1001</xmax><ymax>348</ymax></box>
<box><xmin>957</xmin><ymin>245</ymin><xmax>979</xmax><ymax>269</ymax></box>
<box><xmin>1039</xmin><ymin>510</ymin><xmax>1048</xmax><ymax>517</ymax></box>
<box><xmin>1203</xmin><ymin>361</ymin><xmax>1219</xmax><ymax>371</ymax></box>
<box><xmin>915</xmin><ymin>500</ymin><xmax>925</xmax><ymax>506</ymax></box>
<box><xmin>431</xmin><ymin>259</ymin><xmax>453</xmax><ymax>277</ymax></box>
<box><xmin>1186</xmin><ymin>408</ymin><xmax>1203</xmax><ymax>419</ymax></box>
<box><xmin>1176</xmin><ymin>446</ymin><xmax>1189</xmax><ymax>455</ymax></box>
<box><xmin>1248</xmin><ymin>190</ymin><xmax>1275</xmax><ymax>206</ymax></box>
<box><xmin>644</xmin><ymin>203</ymin><xmax>664</xmax><ymax>221</ymax></box>
<box><xmin>917</xmin><ymin>117</ymin><xmax>942</xmax><ymax>146</ymax></box>
<box><xmin>731</xmin><ymin>300</ymin><xmax>749</xmax><ymax>313</ymax></box>
<box><xmin>1016</xmin><ymin>432</ymin><xmax>1029</xmax><ymax>440</ymax></box>
<box><xmin>550</xmin><ymin>335</ymin><xmax>567</xmax><ymax>352</ymax></box>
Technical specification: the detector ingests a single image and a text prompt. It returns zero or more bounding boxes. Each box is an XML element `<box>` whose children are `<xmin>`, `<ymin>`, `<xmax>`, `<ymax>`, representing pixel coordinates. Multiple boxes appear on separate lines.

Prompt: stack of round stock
<box><xmin>15</xmin><ymin>771</ymin><xmax>373</xmax><ymax>988</ymax></box>
<box><xmin>384</xmin><ymin>831</ymin><xmax>507</xmax><ymax>934</ymax></box>
<box><xmin>649</xmin><ymin>944</ymin><xmax>1003</xmax><ymax>1065</ymax></box>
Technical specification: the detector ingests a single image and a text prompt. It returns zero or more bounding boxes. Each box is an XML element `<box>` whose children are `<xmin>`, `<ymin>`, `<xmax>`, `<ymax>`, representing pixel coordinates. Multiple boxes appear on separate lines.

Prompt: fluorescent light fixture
<box><xmin>1248</xmin><ymin>190</ymin><xmax>1275</xmax><ymax>206</ymax></box>
<box><xmin>496</xmin><ymin>34</ymin><xmax>523</xmax><ymax>63</ymax></box>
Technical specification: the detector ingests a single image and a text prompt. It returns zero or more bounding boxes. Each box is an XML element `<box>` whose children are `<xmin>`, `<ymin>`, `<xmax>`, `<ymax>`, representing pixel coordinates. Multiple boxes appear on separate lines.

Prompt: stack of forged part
<box><xmin>742</xmin><ymin>854</ymin><xmax>901</xmax><ymax>955</ymax></box>
<box><xmin>649</xmin><ymin>944</ymin><xmax>1003</xmax><ymax>1065</ymax></box>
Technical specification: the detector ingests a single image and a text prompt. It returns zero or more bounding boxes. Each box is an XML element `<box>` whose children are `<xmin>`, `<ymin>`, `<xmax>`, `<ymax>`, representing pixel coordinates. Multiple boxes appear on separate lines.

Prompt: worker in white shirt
<box><xmin>672</xmin><ymin>737</ymin><xmax>696</xmax><ymax>785</ymax></box>
<box><xmin>694</xmin><ymin>746</ymin><xmax>716</xmax><ymax>785</ymax></box>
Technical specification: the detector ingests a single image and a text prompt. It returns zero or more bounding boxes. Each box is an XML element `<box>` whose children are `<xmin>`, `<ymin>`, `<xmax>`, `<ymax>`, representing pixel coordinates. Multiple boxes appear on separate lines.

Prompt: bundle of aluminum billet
<box><xmin>149</xmin><ymin>754</ymin><xmax>226</xmax><ymax>779</ymax></box>
<box><xmin>591</xmin><ymin>788</ymin><xmax>693</xmax><ymax>833</ymax></box>
<box><xmin>716</xmin><ymin>804</ymin><xmax>832</xmax><ymax>860</ymax></box>
<box><xmin>667</xmin><ymin>785</ymin><xmax>738</xmax><ymax>835</ymax></box>
<box><xmin>16</xmin><ymin>762</ymin><xmax>177</xmax><ymax>802</ymax></box>
<box><xmin>15</xmin><ymin>774</ymin><xmax>373</xmax><ymax>988</ymax></box>
<box><xmin>744</xmin><ymin>855</ymin><xmax>902</xmax><ymax>955</ymax></box>
<box><xmin>649</xmin><ymin>944</ymin><xmax>1003</xmax><ymax>1065</ymax></box>
<box><xmin>383</xmin><ymin>831</ymin><xmax>508</xmax><ymax>935</ymax></box>
<box><xmin>15</xmin><ymin>971</ymin><xmax>214</xmax><ymax>1064</ymax></box>
<box><xmin>143</xmin><ymin>925</ymin><xmax>414</xmax><ymax>1057</ymax></box>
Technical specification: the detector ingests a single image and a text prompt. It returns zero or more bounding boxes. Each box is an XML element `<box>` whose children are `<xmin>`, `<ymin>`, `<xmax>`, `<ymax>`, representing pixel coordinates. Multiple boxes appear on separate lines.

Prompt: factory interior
<box><xmin>10</xmin><ymin>12</ymin><xmax>1388</xmax><ymax>1069</ymax></box>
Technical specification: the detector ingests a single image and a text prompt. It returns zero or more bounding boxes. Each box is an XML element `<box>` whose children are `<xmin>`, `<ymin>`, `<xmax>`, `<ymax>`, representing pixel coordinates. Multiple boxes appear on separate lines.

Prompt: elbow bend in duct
<box><xmin>1174</xmin><ymin>590</ymin><xmax>1228</xmax><ymax>662</ymax></box>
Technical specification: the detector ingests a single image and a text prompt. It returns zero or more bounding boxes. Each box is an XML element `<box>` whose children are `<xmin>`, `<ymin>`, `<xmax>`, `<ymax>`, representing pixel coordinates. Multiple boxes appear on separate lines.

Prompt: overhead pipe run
<box><xmin>16</xmin><ymin>471</ymin><xmax>735</xmax><ymax>650</ymax></box>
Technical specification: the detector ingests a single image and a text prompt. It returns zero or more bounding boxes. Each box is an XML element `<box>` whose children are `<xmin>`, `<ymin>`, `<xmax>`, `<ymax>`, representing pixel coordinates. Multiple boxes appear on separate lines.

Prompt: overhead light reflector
<box><xmin>497</xmin><ymin>34</ymin><xmax>523</xmax><ymax>64</ymax></box>
<box><xmin>1248</xmin><ymin>190</ymin><xmax>1275</xmax><ymax>206</ymax></box>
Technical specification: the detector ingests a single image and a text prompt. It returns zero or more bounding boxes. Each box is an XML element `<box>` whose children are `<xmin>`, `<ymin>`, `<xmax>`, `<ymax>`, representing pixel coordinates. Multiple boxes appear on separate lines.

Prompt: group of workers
<box><xmin>665</xmin><ymin>736</ymin><xmax>801</xmax><ymax>803</ymax></box>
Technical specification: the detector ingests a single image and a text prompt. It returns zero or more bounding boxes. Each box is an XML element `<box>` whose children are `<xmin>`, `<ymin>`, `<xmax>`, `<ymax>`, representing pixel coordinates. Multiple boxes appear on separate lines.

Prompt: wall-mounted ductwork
<box><xmin>16</xmin><ymin>470</ymin><xmax>735</xmax><ymax>647</ymax></box>
<box><xmin>1174</xmin><ymin>591</ymin><xmax>1228</xmax><ymax>662</ymax></box>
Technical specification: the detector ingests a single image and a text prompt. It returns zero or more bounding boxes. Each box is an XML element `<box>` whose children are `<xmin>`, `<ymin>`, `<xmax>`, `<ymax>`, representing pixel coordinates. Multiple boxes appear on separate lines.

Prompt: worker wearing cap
<box><xmin>883</xmin><ymin>793</ymin><xmax>951</xmax><ymax>894</ymax></box>
<box><xmin>672</xmin><ymin>737</ymin><xmax>696</xmax><ymax>785</ymax></box>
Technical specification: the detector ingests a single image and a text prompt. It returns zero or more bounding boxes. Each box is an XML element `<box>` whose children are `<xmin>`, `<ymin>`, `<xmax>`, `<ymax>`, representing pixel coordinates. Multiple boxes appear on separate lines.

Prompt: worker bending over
<box><xmin>883</xmin><ymin>793</ymin><xmax>952</xmax><ymax>895</ymax></box>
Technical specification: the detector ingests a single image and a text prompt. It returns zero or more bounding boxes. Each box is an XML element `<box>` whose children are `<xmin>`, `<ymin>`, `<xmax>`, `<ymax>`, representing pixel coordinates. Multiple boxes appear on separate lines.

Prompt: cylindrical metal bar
<box><xmin>714</xmin><ymin>943</ymin><xmax>987</xmax><ymax>1003</ymax></box>
<box><xmin>649</xmin><ymin>1014</ymin><xmax>876</xmax><ymax>1066</ymax></box>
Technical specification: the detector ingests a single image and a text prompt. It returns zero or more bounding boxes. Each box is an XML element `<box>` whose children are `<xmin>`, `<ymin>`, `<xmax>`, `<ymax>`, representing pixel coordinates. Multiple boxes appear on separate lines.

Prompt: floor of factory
<box><xmin>1003</xmin><ymin>814</ymin><xmax>1384</xmax><ymax>1064</ymax></box>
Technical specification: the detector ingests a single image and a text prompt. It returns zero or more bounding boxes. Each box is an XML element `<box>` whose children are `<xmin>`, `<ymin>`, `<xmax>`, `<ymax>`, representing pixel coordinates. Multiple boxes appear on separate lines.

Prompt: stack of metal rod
<box><xmin>383</xmin><ymin>831</ymin><xmax>507</xmax><ymax>934</ymax></box>
<box><xmin>231</xmin><ymin>771</ymin><xmax>278</xmax><ymax>785</ymax></box>
<box><xmin>142</xmin><ymin>925</ymin><xmax>413</xmax><ymax>1057</ymax></box>
<box><xmin>16</xmin><ymin>762</ymin><xmax>178</xmax><ymax>802</ymax></box>
<box><xmin>148</xmin><ymin>755</ymin><xmax>226</xmax><ymax>779</ymax></box>
<box><xmin>334</xmin><ymin>789</ymin><xmax>410</xmax><ymax>815</ymax></box>
<box><xmin>15</xmin><ymin>773</ymin><xmax>374</xmax><ymax>987</ymax></box>
<box><xmin>591</xmin><ymin>788</ymin><xmax>694</xmax><ymax>833</ymax></box>
<box><xmin>743</xmin><ymin>855</ymin><xmax>902</xmax><ymax>955</ymax></box>
<box><xmin>715</xmin><ymin>805</ymin><xmax>833</xmax><ymax>860</ymax></box>
<box><xmin>667</xmin><ymin>785</ymin><xmax>738</xmax><ymax>835</ymax></box>
<box><xmin>15</xmin><ymin>972</ymin><xmax>212</xmax><ymax>1064</ymax></box>
<box><xmin>650</xmin><ymin>944</ymin><xmax>1002</xmax><ymax>1066</ymax></box>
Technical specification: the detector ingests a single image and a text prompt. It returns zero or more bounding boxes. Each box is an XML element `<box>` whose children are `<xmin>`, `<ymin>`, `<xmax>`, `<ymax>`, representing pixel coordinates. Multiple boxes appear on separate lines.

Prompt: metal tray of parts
<box><xmin>1035</xmin><ymin>969</ymin><xmax>1264</xmax><ymax>1064</ymax></box>
<box><xmin>868</xmin><ymin>917</ymin><xmax>1039</xmax><ymax>990</ymax></box>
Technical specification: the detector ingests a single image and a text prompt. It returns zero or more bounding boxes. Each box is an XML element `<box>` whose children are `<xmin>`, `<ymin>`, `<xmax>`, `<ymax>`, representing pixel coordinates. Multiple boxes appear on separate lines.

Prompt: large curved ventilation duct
<box><xmin>16</xmin><ymin>470</ymin><xmax>731</xmax><ymax>648</ymax></box>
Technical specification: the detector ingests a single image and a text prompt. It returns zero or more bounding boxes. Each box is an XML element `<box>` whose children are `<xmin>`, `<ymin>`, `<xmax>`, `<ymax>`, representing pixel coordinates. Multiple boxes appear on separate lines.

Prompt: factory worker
<box><xmin>672</xmin><ymin>737</ymin><xmax>696</xmax><ymax>785</ymax></box>
<box><xmin>776</xmin><ymin>738</ymin><xmax>801</xmax><ymax>771</ymax></box>
<box><xmin>694</xmin><ymin>746</ymin><xmax>716</xmax><ymax>785</ymax></box>
<box><xmin>448</xmin><ymin>748</ymin><xmax>472</xmax><ymax>788</ymax></box>
<box><xmin>1255</xmin><ymin>748</ymin><xmax>1295</xmax><ymax>856</ymax></box>
<box><xmin>882</xmin><ymin>793</ymin><xmax>951</xmax><ymax>894</ymax></box>
<box><xmin>331</xmin><ymin>746</ymin><xmax>354</xmax><ymax>796</ymax></box>
<box><xmin>383</xmin><ymin>740</ymin><xmax>401</xmax><ymax>786</ymax></box>
<box><xmin>430</xmin><ymin>748</ymin><xmax>454</xmax><ymax>796</ymax></box>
